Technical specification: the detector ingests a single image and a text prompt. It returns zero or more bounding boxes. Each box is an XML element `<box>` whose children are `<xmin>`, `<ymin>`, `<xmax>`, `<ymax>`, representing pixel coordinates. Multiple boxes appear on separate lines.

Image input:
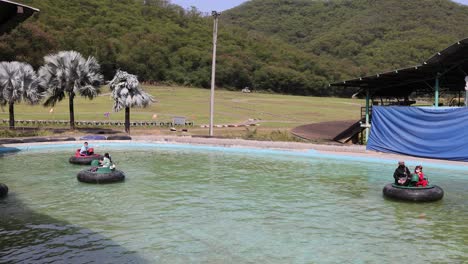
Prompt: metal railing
<box><xmin>360</xmin><ymin>107</ymin><xmax>372</xmax><ymax>121</ymax></box>
<box><xmin>0</xmin><ymin>119</ymin><xmax>194</xmax><ymax>127</ymax></box>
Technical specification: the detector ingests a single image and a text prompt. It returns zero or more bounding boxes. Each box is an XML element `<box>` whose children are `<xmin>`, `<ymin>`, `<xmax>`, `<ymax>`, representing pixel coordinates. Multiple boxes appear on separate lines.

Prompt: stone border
<box><xmin>0</xmin><ymin>135</ymin><xmax>131</xmax><ymax>144</ymax></box>
<box><xmin>1</xmin><ymin>135</ymin><xmax>467</xmax><ymax>167</ymax></box>
<box><xmin>129</xmin><ymin>136</ymin><xmax>468</xmax><ymax>167</ymax></box>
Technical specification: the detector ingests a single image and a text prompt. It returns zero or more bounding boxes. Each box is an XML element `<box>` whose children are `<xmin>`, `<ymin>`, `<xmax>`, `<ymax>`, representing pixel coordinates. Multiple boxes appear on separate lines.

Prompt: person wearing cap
<box><xmin>393</xmin><ymin>161</ymin><xmax>412</xmax><ymax>186</ymax></box>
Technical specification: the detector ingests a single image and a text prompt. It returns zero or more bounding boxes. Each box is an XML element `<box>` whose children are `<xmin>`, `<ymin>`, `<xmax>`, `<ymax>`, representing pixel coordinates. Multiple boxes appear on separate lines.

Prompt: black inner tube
<box><xmin>77</xmin><ymin>169</ymin><xmax>125</xmax><ymax>184</ymax></box>
<box><xmin>69</xmin><ymin>155</ymin><xmax>103</xmax><ymax>165</ymax></box>
<box><xmin>107</xmin><ymin>135</ymin><xmax>132</xmax><ymax>140</ymax></box>
<box><xmin>383</xmin><ymin>183</ymin><xmax>443</xmax><ymax>202</ymax></box>
<box><xmin>0</xmin><ymin>183</ymin><xmax>9</xmax><ymax>198</ymax></box>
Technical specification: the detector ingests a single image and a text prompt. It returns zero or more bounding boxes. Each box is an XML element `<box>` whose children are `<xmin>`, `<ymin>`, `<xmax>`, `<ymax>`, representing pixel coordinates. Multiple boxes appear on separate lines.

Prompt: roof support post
<box><xmin>365</xmin><ymin>88</ymin><xmax>370</xmax><ymax>143</ymax></box>
<box><xmin>464</xmin><ymin>77</ymin><xmax>468</xmax><ymax>107</ymax></box>
<box><xmin>435</xmin><ymin>75</ymin><xmax>440</xmax><ymax>108</ymax></box>
<box><xmin>465</xmin><ymin>90</ymin><xmax>468</xmax><ymax>107</ymax></box>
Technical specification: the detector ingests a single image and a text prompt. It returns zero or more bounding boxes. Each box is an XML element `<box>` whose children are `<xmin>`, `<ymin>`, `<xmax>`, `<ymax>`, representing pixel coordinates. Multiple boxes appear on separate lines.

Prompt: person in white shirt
<box><xmin>100</xmin><ymin>153</ymin><xmax>112</xmax><ymax>168</ymax></box>
<box><xmin>80</xmin><ymin>142</ymin><xmax>89</xmax><ymax>156</ymax></box>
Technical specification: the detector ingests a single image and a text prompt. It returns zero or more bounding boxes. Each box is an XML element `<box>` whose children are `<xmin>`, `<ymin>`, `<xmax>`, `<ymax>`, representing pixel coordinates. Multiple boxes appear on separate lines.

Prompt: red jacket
<box><xmin>416</xmin><ymin>172</ymin><xmax>428</xmax><ymax>187</ymax></box>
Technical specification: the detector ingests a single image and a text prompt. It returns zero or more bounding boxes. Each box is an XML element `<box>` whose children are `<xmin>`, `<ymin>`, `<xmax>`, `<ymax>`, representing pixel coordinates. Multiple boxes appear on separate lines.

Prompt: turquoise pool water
<box><xmin>0</xmin><ymin>144</ymin><xmax>467</xmax><ymax>263</ymax></box>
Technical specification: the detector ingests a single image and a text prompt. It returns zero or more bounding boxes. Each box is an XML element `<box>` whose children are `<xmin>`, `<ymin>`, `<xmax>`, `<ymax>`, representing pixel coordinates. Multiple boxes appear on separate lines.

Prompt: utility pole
<box><xmin>209</xmin><ymin>11</ymin><xmax>220</xmax><ymax>137</ymax></box>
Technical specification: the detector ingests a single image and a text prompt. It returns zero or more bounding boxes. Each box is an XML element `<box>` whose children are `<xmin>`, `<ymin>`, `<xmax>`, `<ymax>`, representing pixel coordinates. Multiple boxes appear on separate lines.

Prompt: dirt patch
<box><xmin>291</xmin><ymin>120</ymin><xmax>356</xmax><ymax>142</ymax></box>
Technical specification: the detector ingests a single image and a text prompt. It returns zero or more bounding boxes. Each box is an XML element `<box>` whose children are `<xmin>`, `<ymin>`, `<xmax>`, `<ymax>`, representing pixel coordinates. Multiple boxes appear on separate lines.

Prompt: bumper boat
<box><xmin>383</xmin><ymin>183</ymin><xmax>444</xmax><ymax>202</ymax></box>
<box><xmin>0</xmin><ymin>183</ymin><xmax>8</xmax><ymax>198</ymax></box>
<box><xmin>69</xmin><ymin>148</ymin><xmax>102</xmax><ymax>165</ymax></box>
<box><xmin>77</xmin><ymin>166</ymin><xmax>125</xmax><ymax>184</ymax></box>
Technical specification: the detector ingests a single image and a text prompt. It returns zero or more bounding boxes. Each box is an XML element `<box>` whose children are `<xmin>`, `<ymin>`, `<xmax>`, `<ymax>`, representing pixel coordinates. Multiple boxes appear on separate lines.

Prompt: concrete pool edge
<box><xmin>1</xmin><ymin>136</ymin><xmax>467</xmax><ymax>170</ymax></box>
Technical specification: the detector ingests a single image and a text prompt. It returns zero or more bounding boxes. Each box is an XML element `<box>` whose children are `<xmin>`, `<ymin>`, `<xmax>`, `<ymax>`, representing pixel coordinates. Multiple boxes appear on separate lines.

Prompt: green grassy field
<box><xmin>0</xmin><ymin>86</ymin><xmax>363</xmax><ymax>130</ymax></box>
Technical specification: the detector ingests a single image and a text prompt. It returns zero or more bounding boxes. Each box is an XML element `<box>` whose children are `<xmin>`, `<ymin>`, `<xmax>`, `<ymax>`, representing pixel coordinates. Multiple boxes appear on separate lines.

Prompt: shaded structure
<box><xmin>0</xmin><ymin>0</ymin><xmax>39</xmax><ymax>35</ymax></box>
<box><xmin>331</xmin><ymin>38</ymin><xmax>468</xmax><ymax>142</ymax></box>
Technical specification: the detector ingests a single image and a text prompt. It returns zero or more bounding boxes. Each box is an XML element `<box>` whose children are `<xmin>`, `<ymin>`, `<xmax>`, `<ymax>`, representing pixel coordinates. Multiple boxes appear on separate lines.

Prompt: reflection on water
<box><xmin>0</xmin><ymin>147</ymin><xmax>467</xmax><ymax>263</ymax></box>
<box><xmin>0</xmin><ymin>194</ymin><xmax>147</xmax><ymax>264</ymax></box>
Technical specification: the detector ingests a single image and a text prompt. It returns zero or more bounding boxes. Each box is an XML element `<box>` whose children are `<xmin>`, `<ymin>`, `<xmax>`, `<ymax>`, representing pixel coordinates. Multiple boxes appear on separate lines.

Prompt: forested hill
<box><xmin>224</xmin><ymin>0</ymin><xmax>468</xmax><ymax>79</ymax></box>
<box><xmin>2</xmin><ymin>0</ymin><xmax>468</xmax><ymax>97</ymax></box>
<box><xmin>0</xmin><ymin>0</ymin><xmax>336</xmax><ymax>96</ymax></box>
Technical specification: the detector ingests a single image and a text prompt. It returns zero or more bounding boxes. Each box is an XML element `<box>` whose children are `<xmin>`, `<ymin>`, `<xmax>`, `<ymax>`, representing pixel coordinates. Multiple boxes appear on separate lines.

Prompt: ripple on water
<box><xmin>0</xmin><ymin>148</ymin><xmax>467</xmax><ymax>263</ymax></box>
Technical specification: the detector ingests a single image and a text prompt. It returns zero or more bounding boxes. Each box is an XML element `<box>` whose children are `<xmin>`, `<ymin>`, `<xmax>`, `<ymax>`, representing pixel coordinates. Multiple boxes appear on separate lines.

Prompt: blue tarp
<box><xmin>367</xmin><ymin>106</ymin><xmax>468</xmax><ymax>161</ymax></box>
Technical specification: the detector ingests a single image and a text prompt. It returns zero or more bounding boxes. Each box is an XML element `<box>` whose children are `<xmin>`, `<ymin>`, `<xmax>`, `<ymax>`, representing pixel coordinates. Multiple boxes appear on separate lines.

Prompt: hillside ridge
<box><xmin>2</xmin><ymin>0</ymin><xmax>468</xmax><ymax>96</ymax></box>
<box><xmin>224</xmin><ymin>0</ymin><xmax>468</xmax><ymax>78</ymax></box>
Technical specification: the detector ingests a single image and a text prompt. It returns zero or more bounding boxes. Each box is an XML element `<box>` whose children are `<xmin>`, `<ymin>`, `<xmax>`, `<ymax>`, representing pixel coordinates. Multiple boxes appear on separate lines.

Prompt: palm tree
<box><xmin>0</xmin><ymin>61</ymin><xmax>41</xmax><ymax>129</ymax></box>
<box><xmin>109</xmin><ymin>70</ymin><xmax>154</xmax><ymax>133</ymax></box>
<box><xmin>38</xmin><ymin>51</ymin><xmax>103</xmax><ymax>129</ymax></box>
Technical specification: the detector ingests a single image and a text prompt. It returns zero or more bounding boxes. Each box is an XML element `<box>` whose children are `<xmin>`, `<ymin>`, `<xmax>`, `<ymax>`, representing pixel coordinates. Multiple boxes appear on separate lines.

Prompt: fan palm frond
<box><xmin>0</xmin><ymin>61</ymin><xmax>40</xmax><ymax>105</ymax></box>
<box><xmin>39</xmin><ymin>50</ymin><xmax>104</xmax><ymax>106</ymax></box>
<box><xmin>109</xmin><ymin>70</ymin><xmax>155</xmax><ymax>133</ymax></box>
<box><xmin>0</xmin><ymin>61</ymin><xmax>41</xmax><ymax>129</ymax></box>
<box><xmin>38</xmin><ymin>51</ymin><xmax>103</xmax><ymax>129</ymax></box>
<box><xmin>108</xmin><ymin>70</ymin><xmax>154</xmax><ymax>112</ymax></box>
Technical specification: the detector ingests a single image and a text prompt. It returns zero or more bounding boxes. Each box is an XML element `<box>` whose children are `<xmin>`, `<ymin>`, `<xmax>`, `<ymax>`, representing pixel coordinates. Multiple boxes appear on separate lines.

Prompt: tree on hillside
<box><xmin>6</xmin><ymin>0</ymin><xmax>332</xmax><ymax>96</ymax></box>
<box><xmin>38</xmin><ymin>51</ymin><xmax>103</xmax><ymax>129</ymax></box>
<box><xmin>109</xmin><ymin>70</ymin><xmax>154</xmax><ymax>134</ymax></box>
<box><xmin>0</xmin><ymin>23</ymin><xmax>58</xmax><ymax>69</ymax></box>
<box><xmin>0</xmin><ymin>61</ymin><xmax>41</xmax><ymax>129</ymax></box>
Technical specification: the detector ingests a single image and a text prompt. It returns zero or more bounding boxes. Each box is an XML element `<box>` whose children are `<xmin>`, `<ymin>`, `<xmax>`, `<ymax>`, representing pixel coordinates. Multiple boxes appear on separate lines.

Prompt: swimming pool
<box><xmin>1</xmin><ymin>143</ymin><xmax>467</xmax><ymax>263</ymax></box>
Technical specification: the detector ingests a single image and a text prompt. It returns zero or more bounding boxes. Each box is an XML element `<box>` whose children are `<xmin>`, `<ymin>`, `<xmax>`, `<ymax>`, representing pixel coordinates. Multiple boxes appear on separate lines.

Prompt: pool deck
<box><xmin>2</xmin><ymin>135</ymin><xmax>467</xmax><ymax>168</ymax></box>
<box><xmin>134</xmin><ymin>136</ymin><xmax>468</xmax><ymax>167</ymax></box>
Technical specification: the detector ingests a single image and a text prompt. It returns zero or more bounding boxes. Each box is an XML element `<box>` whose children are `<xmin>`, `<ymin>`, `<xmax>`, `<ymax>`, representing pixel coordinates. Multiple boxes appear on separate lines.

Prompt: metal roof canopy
<box><xmin>0</xmin><ymin>0</ymin><xmax>39</xmax><ymax>35</ymax></box>
<box><xmin>330</xmin><ymin>38</ymin><xmax>468</xmax><ymax>98</ymax></box>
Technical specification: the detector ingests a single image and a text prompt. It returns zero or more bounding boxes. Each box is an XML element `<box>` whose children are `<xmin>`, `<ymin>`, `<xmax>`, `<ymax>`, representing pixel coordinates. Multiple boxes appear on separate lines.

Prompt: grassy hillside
<box><xmin>0</xmin><ymin>0</ymin><xmax>339</xmax><ymax>96</ymax></box>
<box><xmin>0</xmin><ymin>86</ymin><xmax>362</xmax><ymax>128</ymax></box>
<box><xmin>224</xmin><ymin>0</ymin><xmax>468</xmax><ymax>78</ymax></box>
